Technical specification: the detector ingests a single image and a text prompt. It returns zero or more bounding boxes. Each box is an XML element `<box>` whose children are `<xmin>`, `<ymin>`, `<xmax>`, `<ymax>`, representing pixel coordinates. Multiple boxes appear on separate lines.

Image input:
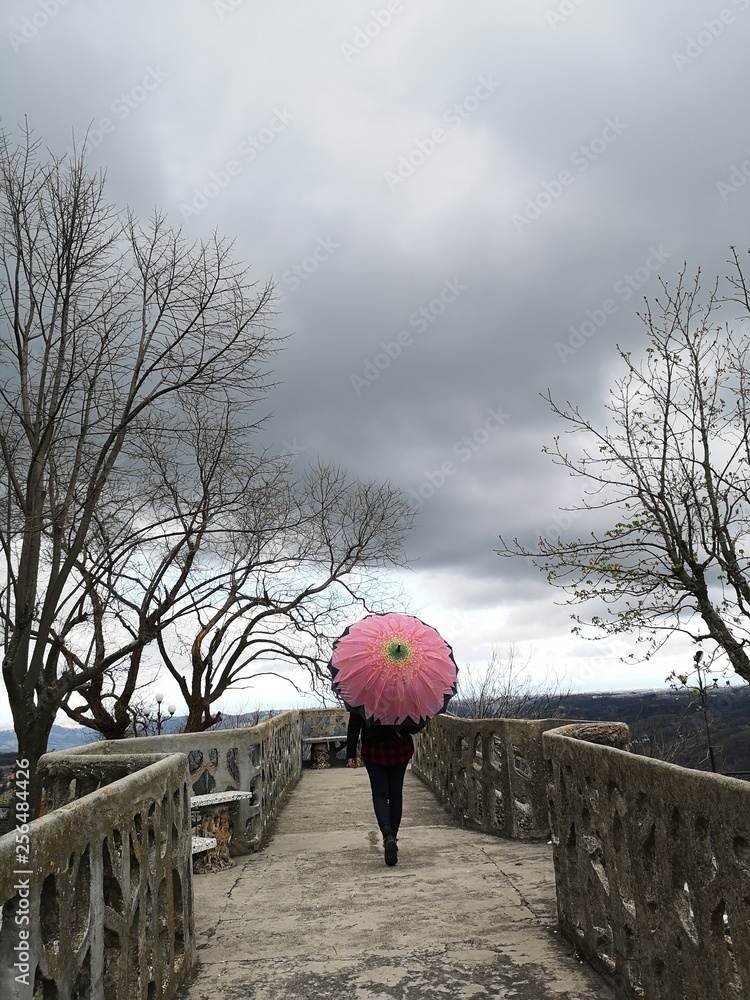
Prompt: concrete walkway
<box><xmin>181</xmin><ymin>768</ymin><xmax>613</xmax><ymax>1000</ymax></box>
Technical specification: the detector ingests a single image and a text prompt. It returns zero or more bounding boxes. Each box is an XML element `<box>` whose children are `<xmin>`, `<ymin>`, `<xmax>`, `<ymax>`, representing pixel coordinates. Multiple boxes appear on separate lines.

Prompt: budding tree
<box><xmin>0</xmin><ymin>128</ymin><xmax>276</xmax><ymax>810</ymax></box>
<box><xmin>498</xmin><ymin>250</ymin><xmax>750</xmax><ymax>683</ymax></box>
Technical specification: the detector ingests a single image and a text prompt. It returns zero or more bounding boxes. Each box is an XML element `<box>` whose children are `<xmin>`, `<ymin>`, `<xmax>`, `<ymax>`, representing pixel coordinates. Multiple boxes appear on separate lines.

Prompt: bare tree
<box><xmin>629</xmin><ymin>714</ymin><xmax>705</xmax><ymax>767</ymax></box>
<box><xmin>449</xmin><ymin>644</ymin><xmax>569</xmax><ymax>719</ymax></box>
<box><xmin>498</xmin><ymin>250</ymin><xmax>750</xmax><ymax>684</ymax></box>
<box><xmin>57</xmin><ymin>402</ymin><xmax>286</xmax><ymax>739</ymax></box>
<box><xmin>154</xmin><ymin>462</ymin><xmax>414</xmax><ymax>731</ymax></box>
<box><xmin>56</xmin><ymin>445</ymin><xmax>414</xmax><ymax>735</ymax></box>
<box><xmin>0</xmin><ymin>127</ymin><xmax>275</xmax><ymax>811</ymax></box>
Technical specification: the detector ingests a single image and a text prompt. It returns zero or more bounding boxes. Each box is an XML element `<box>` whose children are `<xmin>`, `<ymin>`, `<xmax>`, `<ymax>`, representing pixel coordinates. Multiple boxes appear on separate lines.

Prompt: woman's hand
<box><xmin>347</xmin><ymin>758</ymin><xmax>358</xmax><ymax>768</ymax></box>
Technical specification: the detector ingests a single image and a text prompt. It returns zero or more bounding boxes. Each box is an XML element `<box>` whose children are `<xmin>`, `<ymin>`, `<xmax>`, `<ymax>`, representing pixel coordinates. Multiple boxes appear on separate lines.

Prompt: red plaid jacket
<box><xmin>347</xmin><ymin>713</ymin><xmax>414</xmax><ymax>766</ymax></box>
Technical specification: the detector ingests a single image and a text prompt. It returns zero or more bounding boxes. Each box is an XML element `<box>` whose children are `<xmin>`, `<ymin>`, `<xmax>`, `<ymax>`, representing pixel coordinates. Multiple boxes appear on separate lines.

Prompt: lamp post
<box><xmin>155</xmin><ymin>694</ymin><xmax>176</xmax><ymax>735</ymax></box>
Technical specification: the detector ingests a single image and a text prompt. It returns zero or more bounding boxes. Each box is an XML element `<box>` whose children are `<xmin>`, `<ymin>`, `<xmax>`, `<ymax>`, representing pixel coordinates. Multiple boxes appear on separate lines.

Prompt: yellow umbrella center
<box><xmin>382</xmin><ymin>639</ymin><xmax>412</xmax><ymax>666</ymax></box>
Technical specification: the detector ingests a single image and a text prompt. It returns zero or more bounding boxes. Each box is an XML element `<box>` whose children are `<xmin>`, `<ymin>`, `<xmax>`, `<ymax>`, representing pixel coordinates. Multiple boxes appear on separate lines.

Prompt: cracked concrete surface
<box><xmin>180</xmin><ymin>768</ymin><xmax>614</xmax><ymax>999</ymax></box>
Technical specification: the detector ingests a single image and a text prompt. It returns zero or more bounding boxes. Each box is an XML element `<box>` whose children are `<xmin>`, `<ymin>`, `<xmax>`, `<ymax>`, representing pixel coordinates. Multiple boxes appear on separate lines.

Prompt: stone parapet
<box><xmin>0</xmin><ymin>711</ymin><xmax>303</xmax><ymax>999</ymax></box>
<box><xmin>301</xmin><ymin>708</ymin><xmax>350</xmax><ymax>767</ymax></box>
<box><xmin>0</xmin><ymin>751</ymin><xmax>194</xmax><ymax>1000</ymax></box>
<box><xmin>4</xmin><ymin>708</ymin><xmax>750</xmax><ymax>999</ymax></box>
<box><xmin>56</xmin><ymin>710</ymin><xmax>303</xmax><ymax>854</ymax></box>
<box><xmin>412</xmin><ymin>714</ymin><xmax>572</xmax><ymax>839</ymax></box>
<box><xmin>544</xmin><ymin>722</ymin><xmax>750</xmax><ymax>1000</ymax></box>
<box><xmin>301</xmin><ymin>708</ymin><xmax>349</xmax><ymax>738</ymax></box>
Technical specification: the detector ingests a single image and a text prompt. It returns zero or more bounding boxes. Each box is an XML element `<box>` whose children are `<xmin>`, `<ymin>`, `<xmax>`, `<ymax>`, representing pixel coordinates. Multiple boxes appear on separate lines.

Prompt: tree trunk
<box><xmin>14</xmin><ymin>710</ymin><xmax>56</xmax><ymax>819</ymax></box>
<box><xmin>183</xmin><ymin>700</ymin><xmax>222</xmax><ymax>732</ymax></box>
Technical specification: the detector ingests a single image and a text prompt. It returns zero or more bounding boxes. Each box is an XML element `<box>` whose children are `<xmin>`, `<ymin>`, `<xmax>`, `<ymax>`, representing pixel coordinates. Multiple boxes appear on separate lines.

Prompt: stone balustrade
<box><xmin>0</xmin><ymin>710</ymin><xmax>303</xmax><ymax>999</ymax></box>
<box><xmin>544</xmin><ymin>722</ymin><xmax>750</xmax><ymax>1000</ymax></box>
<box><xmin>2</xmin><ymin>708</ymin><xmax>750</xmax><ymax>1000</ymax></box>
<box><xmin>0</xmin><ymin>751</ymin><xmax>194</xmax><ymax>1000</ymax></box>
<box><xmin>302</xmin><ymin>708</ymin><xmax>349</xmax><ymax>738</ymax></box>
<box><xmin>55</xmin><ymin>709</ymin><xmax>303</xmax><ymax>854</ymax></box>
<box><xmin>412</xmin><ymin>712</ymin><xmax>574</xmax><ymax>839</ymax></box>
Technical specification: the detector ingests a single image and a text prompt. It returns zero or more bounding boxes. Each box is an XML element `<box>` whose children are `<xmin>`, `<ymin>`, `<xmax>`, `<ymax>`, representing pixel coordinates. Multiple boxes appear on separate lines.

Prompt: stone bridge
<box><xmin>183</xmin><ymin>763</ymin><xmax>606</xmax><ymax>1000</ymax></box>
<box><xmin>1</xmin><ymin>709</ymin><xmax>749</xmax><ymax>999</ymax></box>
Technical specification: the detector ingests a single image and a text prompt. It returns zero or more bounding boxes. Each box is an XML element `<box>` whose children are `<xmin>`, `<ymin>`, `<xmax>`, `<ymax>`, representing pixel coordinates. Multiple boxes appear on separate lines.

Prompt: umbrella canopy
<box><xmin>329</xmin><ymin>612</ymin><xmax>458</xmax><ymax>731</ymax></box>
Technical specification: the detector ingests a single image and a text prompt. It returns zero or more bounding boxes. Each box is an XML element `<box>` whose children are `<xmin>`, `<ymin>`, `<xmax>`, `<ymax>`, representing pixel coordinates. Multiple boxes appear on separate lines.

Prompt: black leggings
<box><xmin>363</xmin><ymin>760</ymin><xmax>408</xmax><ymax>836</ymax></box>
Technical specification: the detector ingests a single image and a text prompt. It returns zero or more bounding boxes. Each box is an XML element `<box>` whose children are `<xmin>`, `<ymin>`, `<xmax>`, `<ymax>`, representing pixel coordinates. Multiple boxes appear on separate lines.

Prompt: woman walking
<box><xmin>332</xmin><ymin>612</ymin><xmax>458</xmax><ymax>864</ymax></box>
<box><xmin>346</xmin><ymin>713</ymin><xmax>413</xmax><ymax>866</ymax></box>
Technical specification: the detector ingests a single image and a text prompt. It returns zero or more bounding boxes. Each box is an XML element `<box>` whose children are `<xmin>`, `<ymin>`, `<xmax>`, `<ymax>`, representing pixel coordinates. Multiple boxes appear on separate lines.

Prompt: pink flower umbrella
<box><xmin>329</xmin><ymin>612</ymin><xmax>458</xmax><ymax>731</ymax></box>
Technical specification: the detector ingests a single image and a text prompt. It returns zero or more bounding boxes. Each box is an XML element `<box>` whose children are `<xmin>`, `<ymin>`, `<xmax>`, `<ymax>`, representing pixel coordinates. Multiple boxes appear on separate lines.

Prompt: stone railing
<box><xmin>0</xmin><ymin>710</ymin><xmax>303</xmax><ymax>999</ymax></box>
<box><xmin>6</xmin><ymin>707</ymin><xmax>750</xmax><ymax>1000</ymax></box>
<box><xmin>545</xmin><ymin>722</ymin><xmax>750</xmax><ymax>1000</ymax></box>
<box><xmin>412</xmin><ymin>713</ymin><xmax>573</xmax><ymax>839</ymax></box>
<box><xmin>0</xmin><ymin>750</ymin><xmax>194</xmax><ymax>1000</ymax></box>
<box><xmin>58</xmin><ymin>709</ymin><xmax>303</xmax><ymax>854</ymax></box>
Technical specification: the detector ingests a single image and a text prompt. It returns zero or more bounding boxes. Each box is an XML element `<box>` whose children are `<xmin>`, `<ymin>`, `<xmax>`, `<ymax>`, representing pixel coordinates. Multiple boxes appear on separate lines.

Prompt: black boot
<box><xmin>383</xmin><ymin>830</ymin><xmax>398</xmax><ymax>866</ymax></box>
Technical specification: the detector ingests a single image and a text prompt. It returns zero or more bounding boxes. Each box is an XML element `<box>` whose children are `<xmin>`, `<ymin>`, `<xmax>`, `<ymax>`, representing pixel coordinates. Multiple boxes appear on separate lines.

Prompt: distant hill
<box><xmin>451</xmin><ymin>685</ymin><xmax>750</xmax><ymax>775</ymax></box>
<box><xmin>0</xmin><ymin>725</ymin><xmax>100</xmax><ymax>755</ymax></box>
<box><xmin>556</xmin><ymin>686</ymin><xmax>750</xmax><ymax>774</ymax></box>
<box><xmin>0</xmin><ymin>710</ymin><xmax>271</xmax><ymax>756</ymax></box>
<box><xmin>3</xmin><ymin>693</ymin><xmax>746</xmax><ymax>775</ymax></box>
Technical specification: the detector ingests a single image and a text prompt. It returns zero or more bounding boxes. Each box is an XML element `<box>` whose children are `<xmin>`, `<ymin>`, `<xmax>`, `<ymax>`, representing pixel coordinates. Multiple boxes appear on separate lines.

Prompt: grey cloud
<box><xmin>1</xmin><ymin>0</ymin><xmax>749</xmax><ymax>706</ymax></box>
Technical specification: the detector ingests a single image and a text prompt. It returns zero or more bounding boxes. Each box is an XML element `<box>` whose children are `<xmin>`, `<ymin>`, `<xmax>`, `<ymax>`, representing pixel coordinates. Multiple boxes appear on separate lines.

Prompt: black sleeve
<box><xmin>346</xmin><ymin>713</ymin><xmax>363</xmax><ymax>759</ymax></box>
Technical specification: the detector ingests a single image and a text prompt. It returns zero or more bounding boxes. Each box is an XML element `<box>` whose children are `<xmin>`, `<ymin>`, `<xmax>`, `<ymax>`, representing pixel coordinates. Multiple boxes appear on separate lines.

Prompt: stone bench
<box><xmin>191</xmin><ymin>836</ymin><xmax>218</xmax><ymax>855</ymax></box>
<box><xmin>190</xmin><ymin>791</ymin><xmax>255</xmax><ymax>871</ymax></box>
<box><xmin>302</xmin><ymin>736</ymin><xmax>347</xmax><ymax>769</ymax></box>
<box><xmin>191</xmin><ymin>790</ymin><xmax>254</xmax><ymax>810</ymax></box>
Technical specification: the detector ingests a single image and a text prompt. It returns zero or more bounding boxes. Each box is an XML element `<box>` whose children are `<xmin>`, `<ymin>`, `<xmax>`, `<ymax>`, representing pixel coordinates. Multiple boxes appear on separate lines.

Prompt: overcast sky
<box><xmin>2</xmin><ymin>0</ymin><xmax>750</xmax><ymax>721</ymax></box>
